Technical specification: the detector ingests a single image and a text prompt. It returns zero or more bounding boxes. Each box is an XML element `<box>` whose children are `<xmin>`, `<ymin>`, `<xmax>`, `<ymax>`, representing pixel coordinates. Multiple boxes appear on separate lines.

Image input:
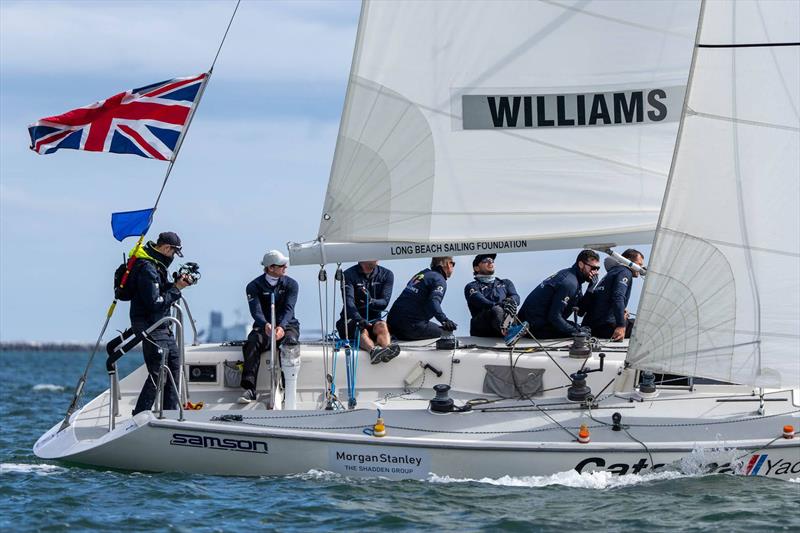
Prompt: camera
<box><xmin>173</xmin><ymin>262</ymin><xmax>201</xmax><ymax>285</ymax></box>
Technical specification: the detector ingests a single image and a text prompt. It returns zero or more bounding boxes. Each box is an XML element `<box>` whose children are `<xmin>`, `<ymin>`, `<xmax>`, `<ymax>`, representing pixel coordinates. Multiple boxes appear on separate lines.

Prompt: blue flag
<box><xmin>111</xmin><ymin>208</ymin><xmax>154</xmax><ymax>241</ymax></box>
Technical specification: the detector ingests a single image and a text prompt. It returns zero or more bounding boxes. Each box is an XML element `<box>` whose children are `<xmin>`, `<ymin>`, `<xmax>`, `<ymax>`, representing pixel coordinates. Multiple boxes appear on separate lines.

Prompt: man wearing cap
<box><xmin>464</xmin><ymin>254</ymin><xmax>526</xmax><ymax>345</ymax></box>
<box><xmin>337</xmin><ymin>260</ymin><xmax>400</xmax><ymax>364</ymax></box>
<box><xmin>387</xmin><ymin>256</ymin><xmax>458</xmax><ymax>340</ymax></box>
<box><xmin>518</xmin><ymin>249</ymin><xmax>600</xmax><ymax>339</ymax></box>
<box><xmin>240</xmin><ymin>249</ymin><xmax>300</xmax><ymax>403</ymax></box>
<box><xmin>581</xmin><ymin>249</ymin><xmax>644</xmax><ymax>341</ymax></box>
<box><xmin>130</xmin><ymin>232</ymin><xmax>194</xmax><ymax>416</ymax></box>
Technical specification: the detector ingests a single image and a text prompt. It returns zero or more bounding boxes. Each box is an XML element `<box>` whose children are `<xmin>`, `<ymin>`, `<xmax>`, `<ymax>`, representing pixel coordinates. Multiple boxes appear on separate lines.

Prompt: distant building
<box><xmin>204</xmin><ymin>311</ymin><xmax>247</xmax><ymax>343</ymax></box>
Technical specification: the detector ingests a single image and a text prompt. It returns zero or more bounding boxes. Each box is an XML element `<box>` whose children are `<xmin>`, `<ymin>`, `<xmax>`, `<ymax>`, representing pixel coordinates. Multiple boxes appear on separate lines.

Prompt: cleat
<box><xmin>504</xmin><ymin>322</ymin><xmax>529</xmax><ymax>346</ymax></box>
<box><xmin>237</xmin><ymin>389</ymin><xmax>257</xmax><ymax>404</ymax></box>
<box><xmin>381</xmin><ymin>343</ymin><xmax>401</xmax><ymax>363</ymax></box>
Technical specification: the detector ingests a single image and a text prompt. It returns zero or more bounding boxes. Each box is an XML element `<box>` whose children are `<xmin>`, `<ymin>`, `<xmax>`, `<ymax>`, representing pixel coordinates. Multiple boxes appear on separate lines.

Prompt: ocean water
<box><xmin>1</xmin><ymin>351</ymin><xmax>798</xmax><ymax>532</ymax></box>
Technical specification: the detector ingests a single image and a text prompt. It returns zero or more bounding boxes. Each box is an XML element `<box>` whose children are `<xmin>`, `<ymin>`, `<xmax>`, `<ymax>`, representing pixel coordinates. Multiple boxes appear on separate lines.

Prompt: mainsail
<box><xmin>289</xmin><ymin>0</ymin><xmax>700</xmax><ymax>265</ymax></box>
<box><xmin>627</xmin><ymin>0</ymin><xmax>800</xmax><ymax>388</ymax></box>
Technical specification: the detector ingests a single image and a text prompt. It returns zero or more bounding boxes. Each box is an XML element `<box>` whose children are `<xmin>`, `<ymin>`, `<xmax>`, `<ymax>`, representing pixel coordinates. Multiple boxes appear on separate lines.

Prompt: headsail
<box><xmin>627</xmin><ymin>0</ymin><xmax>800</xmax><ymax>388</ymax></box>
<box><xmin>289</xmin><ymin>0</ymin><xmax>700</xmax><ymax>265</ymax></box>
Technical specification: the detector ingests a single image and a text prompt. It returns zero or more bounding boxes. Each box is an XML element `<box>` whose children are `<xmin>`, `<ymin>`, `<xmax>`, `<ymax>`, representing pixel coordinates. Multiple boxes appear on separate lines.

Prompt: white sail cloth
<box><xmin>628</xmin><ymin>0</ymin><xmax>800</xmax><ymax>388</ymax></box>
<box><xmin>291</xmin><ymin>0</ymin><xmax>700</xmax><ymax>264</ymax></box>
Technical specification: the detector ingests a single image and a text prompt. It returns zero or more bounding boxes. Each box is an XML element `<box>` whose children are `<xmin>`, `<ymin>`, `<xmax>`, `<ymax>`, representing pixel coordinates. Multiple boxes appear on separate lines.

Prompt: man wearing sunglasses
<box><xmin>464</xmin><ymin>254</ymin><xmax>524</xmax><ymax>344</ymax></box>
<box><xmin>239</xmin><ymin>249</ymin><xmax>300</xmax><ymax>403</ymax></box>
<box><xmin>130</xmin><ymin>231</ymin><xmax>194</xmax><ymax>415</ymax></box>
<box><xmin>581</xmin><ymin>249</ymin><xmax>644</xmax><ymax>341</ymax></box>
<box><xmin>518</xmin><ymin>249</ymin><xmax>600</xmax><ymax>339</ymax></box>
<box><xmin>388</xmin><ymin>256</ymin><xmax>458</xmax><ymax>340</ymax></box>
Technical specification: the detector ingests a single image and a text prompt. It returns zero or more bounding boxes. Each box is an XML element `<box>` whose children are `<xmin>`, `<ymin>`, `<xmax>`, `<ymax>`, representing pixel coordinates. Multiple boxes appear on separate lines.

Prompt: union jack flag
<box><xmin>28</xmin><ymin>73</ymin><xmax>208</xmax><ymax>161</ymax></box>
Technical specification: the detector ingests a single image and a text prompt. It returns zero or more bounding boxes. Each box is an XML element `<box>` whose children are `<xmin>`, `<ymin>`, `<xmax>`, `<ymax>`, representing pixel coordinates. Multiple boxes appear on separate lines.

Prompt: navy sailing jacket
<box><xmin>582</xmin><ymin>264</ymin><xmax>633</xmax><ymax>328</ymax></box>
<box><xmin>340</xmin><ymin>264</ymin><xmax>394</xmax><ymax>323</ymax></box>
<box><xmin>518</xmin><ymin>264</ymin><xmax>584</xmax><ymax>336</ymax></box>
<box><xmin>388</xmin><ymin>268</ymin><xmax>449</xmax><ymax>323</ymax></box>
<box><xmin>129</xmin><ymin>260</ymin><xmax>182</xmax><ymax>332</ymax></box>
<box><xmin>464</xmin><ymin>278</ymin><xmax>520</xmax><ymax>317</ymax></box>
<box><xmin>246</xmin><ymin>275</ymin><xmax>300</xmax><ymax>330</ymax></box>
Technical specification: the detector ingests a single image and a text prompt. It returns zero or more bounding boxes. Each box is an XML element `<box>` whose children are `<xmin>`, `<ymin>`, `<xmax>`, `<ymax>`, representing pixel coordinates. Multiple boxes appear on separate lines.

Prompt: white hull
<box><xmin>35</xmin><ymin>339</ymin><xmax>800</xmax><ymax>480</ymax></box>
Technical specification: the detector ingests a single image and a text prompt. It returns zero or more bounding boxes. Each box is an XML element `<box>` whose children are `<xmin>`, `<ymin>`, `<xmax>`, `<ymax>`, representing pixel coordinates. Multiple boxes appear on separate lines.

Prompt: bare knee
<box><xmin>372</xmin><ymin>321</ymin><xmax>389</xmax><ymax>335</ymax></box>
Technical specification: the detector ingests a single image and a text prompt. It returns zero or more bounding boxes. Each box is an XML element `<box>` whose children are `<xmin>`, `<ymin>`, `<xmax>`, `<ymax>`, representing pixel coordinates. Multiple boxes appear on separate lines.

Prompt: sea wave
<box><xmin>32</xmin><ymin>384</ymin><xmax>65</xmax><ymax>392</ymax></box>
<box><xmin>0</xmin><ymin>463</ymin><xmax>66</xmax><ymax>476</ymax></box>
<box><xmin>426</xmin><ymin>468</ymin><xmax>691</xmax><ymax>489</ymax></box>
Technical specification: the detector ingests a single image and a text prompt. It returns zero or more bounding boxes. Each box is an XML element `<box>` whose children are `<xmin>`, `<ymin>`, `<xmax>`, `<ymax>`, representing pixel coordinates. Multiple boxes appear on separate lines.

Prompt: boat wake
<box><xmin>0</xmin><ymin>463</ymin><xmax>66</xmax><ymax>476</ymax></box>
<box><xmin>288</xmin><ymin>468</ymin><xmax>694</xmax><ymax>489</ymax></box>
<box><xmin>426</xmin><ymin>469</ymin><xmax>691</xmax><ymax>489</ymax></box>
<box><xmin>32</xmin><ymin>384</ymin><xmax>66</xmax><ymax>392</ymax></box>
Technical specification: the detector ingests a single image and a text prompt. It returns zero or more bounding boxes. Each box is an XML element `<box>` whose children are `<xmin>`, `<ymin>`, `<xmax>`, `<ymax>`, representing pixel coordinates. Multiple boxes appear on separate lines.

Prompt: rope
<box><xmin>209</xmin><ymin>0</ymin><xmax>241</xmax><ymax>72</ymax></box>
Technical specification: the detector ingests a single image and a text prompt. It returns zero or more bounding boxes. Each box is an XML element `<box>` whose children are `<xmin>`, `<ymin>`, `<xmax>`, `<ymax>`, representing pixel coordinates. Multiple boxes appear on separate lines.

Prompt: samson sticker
<box><xmin>329</xmin><ymin>445</ymin><xmax>430</xmax><ymax>479</ymax></box>
<box><xmin>462</xmin><ymin>86</ymin><xmax>684</xmax><ymax>130</ymax></box>
<box><xmin>170</xmin><ymin>433</ymin><xmax>269</xmax><ymax>454</ymax></box>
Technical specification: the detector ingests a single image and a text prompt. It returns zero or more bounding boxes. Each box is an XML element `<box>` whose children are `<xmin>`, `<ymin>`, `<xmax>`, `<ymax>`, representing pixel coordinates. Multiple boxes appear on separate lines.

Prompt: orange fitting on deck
<box><xmin>578</xmin><ymin>424</ymin><xmax>590</xmax><ymax>444</ymax></box>
<box><xmin>783</xmin><ymin>425</ymin><xmax>795</xmax><ymax>439</ymax></box>
<box><xmin>373</xmin><ymin>417</ymin><xmax>386</xmax><ymax>437</ymax></box>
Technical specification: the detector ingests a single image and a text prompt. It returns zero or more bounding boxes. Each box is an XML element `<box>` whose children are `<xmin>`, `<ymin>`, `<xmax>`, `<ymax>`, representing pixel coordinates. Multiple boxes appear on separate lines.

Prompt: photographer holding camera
<box><xmin>129</xmin><ymin>231</ymin><xmax>195</xmax><ymax>416</ymax></box>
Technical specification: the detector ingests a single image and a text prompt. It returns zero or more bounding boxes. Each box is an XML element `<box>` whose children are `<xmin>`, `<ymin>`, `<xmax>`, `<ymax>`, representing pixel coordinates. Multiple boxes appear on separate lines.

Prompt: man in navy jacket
<box><xmin>336</xmin><ymin>260</ymin><xmax>399</xmax><ymax>364</ymax></box>
<box><xmin>464</xmin><ymin>254</ymin><xmax>520</xmax><ymax>338</ymax></box>
<box><xmin>518</xmin><ymin>249</ymin><xmax>600</xmax><ymax>339</ymax></box>
<box><xmin>388</xmin><ymin>257</ymin><xmax>457</xmax><ymax>340</ymax></box>
<box><xmin>582</xmin><ymin>249</ymin><xmax>644</xmax><ymax>341</ymax></box>
<box><xmin>240</xmin><ymin>249</ymin><xmax>300</xmax><ymax>403</ymax></box>
<box><xmin>130</xmin><ymin>231</ymin><xmax>193</xmax><ymax>416</ymax></box>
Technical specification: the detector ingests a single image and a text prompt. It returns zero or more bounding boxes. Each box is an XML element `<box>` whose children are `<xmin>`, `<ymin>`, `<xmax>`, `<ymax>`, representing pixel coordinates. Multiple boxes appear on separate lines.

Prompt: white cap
<box><xmin>261</xmin><ymin>249</ymin><xmax>289</xmax><ymax>267</ymax></box>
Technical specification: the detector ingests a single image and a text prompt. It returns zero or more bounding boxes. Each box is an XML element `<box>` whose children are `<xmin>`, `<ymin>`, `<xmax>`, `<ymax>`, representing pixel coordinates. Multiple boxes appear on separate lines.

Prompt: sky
<box><xmin>0</xmin><ymin>0</ymin><xmax>651</xmax><ymax>342</ymax></box>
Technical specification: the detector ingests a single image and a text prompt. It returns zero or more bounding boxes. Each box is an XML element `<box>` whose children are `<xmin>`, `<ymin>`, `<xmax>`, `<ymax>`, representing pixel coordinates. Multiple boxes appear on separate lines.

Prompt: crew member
<box><xmin>582</xmin><ymin>249</ymin><xmax>644</xmax><ymax>341</ymax></box>
<box><xmin>130</xmin><ymin>232</ymin><xmax>193</xmax><ymax>416</ymax></box>
<box><xmin>518</xmin><ymin>249</ymin><xmax>600</xmax><ymax>339</ymax></box>
<box><xmin>240</xmin><ymin>250</ymin><xmax>300</xmax><ymax>403</ymax></box>
<box><xmin>387</xmin><ymin>257</ymin><xmax>457</xmax><ymax>340</ymax></box>
<box><xmin>337</xmin><ymin>260</ymin><xmax>400</xmax><ymax>364</ymax></box>
<box><xmin>464</xmin><ymin>254</ymin><xmax>526</xmax><ymax>344</ymax></box>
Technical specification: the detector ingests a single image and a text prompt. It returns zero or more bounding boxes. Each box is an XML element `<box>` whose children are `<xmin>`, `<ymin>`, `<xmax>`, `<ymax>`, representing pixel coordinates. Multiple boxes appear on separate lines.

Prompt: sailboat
<box><xmin>35</xmin><ymin>0</ymin><xmax>799</xmax><ymax>479</ymax></box>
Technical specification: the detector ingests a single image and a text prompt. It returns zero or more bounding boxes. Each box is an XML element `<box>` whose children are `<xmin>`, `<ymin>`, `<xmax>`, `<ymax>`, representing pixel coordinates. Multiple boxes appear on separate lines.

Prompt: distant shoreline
<box><xmin>0</xmin><ymin>341</ymin><xmax>101</xmax><ymax>352</ymax></box>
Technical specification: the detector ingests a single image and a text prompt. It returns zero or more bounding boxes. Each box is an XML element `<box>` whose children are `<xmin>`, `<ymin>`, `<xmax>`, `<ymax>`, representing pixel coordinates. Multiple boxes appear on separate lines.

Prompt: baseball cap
<box><xmin>156</xmin><ymin>231</ymin><xmax>183</xmax><ymax>257</ymax></box>
<box><xmin>261</xmin><ymin>249</ymin><xmax>290</xmax><ymax>267</ymax></box>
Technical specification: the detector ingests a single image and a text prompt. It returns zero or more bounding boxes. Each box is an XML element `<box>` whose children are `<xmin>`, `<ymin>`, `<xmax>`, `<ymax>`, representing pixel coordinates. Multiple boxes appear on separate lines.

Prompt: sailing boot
<box><xmin>370</xmin><ymin>346</ymin><xmax>388</xmax><ymax>364</ymax></box>
<box><xmin>381</xmin><ymin>343</ymin><xmax>401</xmax><ymax>363</ymax></box>
<box><xmin>504</xmin><ymin>321</ymin><xmax>529</xmax><ymax>347</ymax></box>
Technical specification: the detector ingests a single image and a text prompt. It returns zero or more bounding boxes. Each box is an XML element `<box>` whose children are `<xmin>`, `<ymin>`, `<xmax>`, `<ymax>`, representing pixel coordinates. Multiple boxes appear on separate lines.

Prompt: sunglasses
<box><xmin>449</xmin><ymin>261</ymin><xmax>456</xmax><ymax>267</ymax></box>
<box><xmin>480</xmin><ymin>258</ymin><xmax>494</xmax><ymax>264</ymax></box>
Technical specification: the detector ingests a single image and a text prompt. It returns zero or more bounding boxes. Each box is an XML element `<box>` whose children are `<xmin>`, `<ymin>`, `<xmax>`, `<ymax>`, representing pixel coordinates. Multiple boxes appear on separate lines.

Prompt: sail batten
<box><xmin>628</xmin><ymin>0</ymin><xmax>800</xmax><ymax>389</ymax></box>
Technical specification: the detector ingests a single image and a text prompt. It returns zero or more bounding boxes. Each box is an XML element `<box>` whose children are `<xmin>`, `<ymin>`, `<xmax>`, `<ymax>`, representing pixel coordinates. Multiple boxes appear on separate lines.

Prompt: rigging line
<box><xmin>210</xmin><ymin>0</ymin><xmax>241</xmax><ymax>72</ymax></box>
<box><xmin>541</xmin><ymin>0</ymin><xmax>694</xmax><ymax>40</ymax></box>
<box><xmin>687</xmin><ymin>109</ymin><xmax>800</xmax><ymax>133</ymax></box>
<box><xmin>586</xmin><ymin>403</ymin><xmax>655</xmax><ymax>465</ymax></box>
<box><xmin>755</xmin><ymin>3</ymin><xmax>800</xmax><ymax>120</ymax></box>
<box><xmin>698</xmin><ymin>42</ymin><xmax>800</xmax><ymax>48</ymax></box>
<box><xmin>729</xmin><ymin>3</ymin><xmax>764</xmax><ymax>376</ymax></box>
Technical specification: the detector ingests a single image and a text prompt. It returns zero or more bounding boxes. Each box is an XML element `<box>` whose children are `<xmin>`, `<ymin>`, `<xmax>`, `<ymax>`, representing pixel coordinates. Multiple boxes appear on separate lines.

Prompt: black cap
<box><xmin>156</xmin><ymin>231</ymin><xmax>183</xmax><ymax>257</ymax></box>
<box><xmin>472</xmin><ymin>253</ymin><xmax>496</xmax><ymax>267</ymax></box>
